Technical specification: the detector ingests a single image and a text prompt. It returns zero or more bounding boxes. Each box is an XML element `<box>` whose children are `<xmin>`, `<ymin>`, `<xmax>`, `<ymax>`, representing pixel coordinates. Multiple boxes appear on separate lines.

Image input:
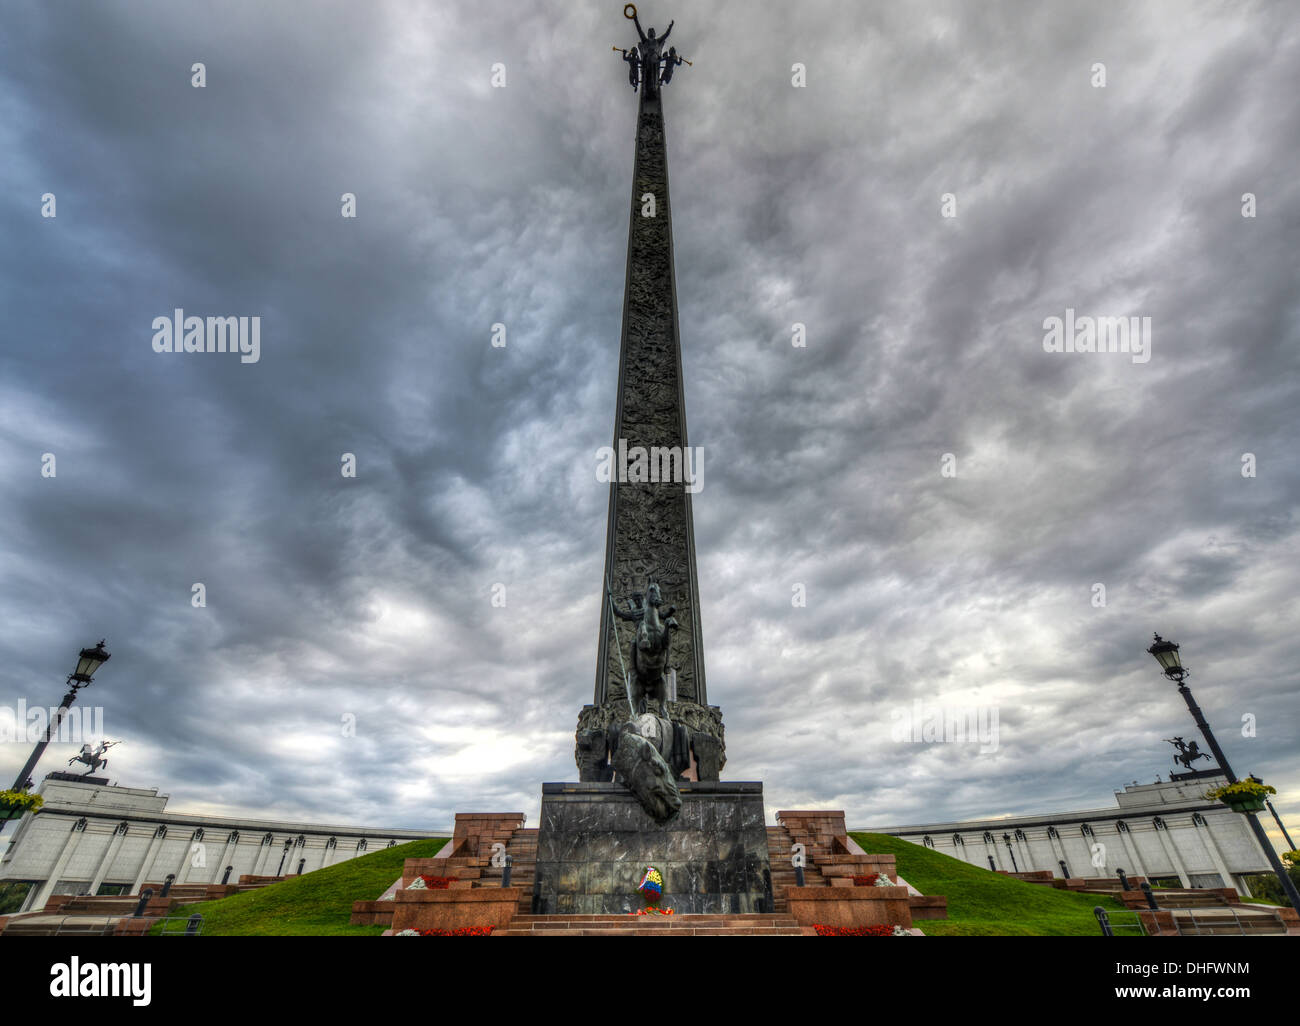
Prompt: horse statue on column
<box><xmin>69</xmin><ymin>740</ymin><xmax>119</xmax><ymax>776</ymax></box>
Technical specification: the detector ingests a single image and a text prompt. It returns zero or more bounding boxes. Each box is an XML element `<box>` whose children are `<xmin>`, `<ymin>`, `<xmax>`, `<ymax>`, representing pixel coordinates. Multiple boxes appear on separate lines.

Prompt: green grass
<box><xmin>153</xmin><ymin>837</ymin><xmax>449</xmax><ymax>936</ymax></box>
<box><xmin>850</xmin><ymin>832</ymin><xmax>1131</xmax><ymax>936</ymax></box>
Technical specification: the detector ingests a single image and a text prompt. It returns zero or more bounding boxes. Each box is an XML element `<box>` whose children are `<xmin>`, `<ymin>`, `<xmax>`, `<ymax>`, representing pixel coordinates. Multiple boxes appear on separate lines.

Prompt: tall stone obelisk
<box><xmin>535</xmin><ymin>14</ymin><xmax>771</xmax><ymax>914</ymax></box>
<box><xmin>574</xmin><ymin>8</ymin><xmax>725</xmax><ymax>782</ymax></box>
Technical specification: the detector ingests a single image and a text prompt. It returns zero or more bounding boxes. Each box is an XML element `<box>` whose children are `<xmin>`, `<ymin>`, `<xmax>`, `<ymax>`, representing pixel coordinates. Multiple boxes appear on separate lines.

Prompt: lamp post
<box><xmin>9</xmin><ymin>640</ymin><xmax>111</xmax><ymax>792</ymax></box>
<box><xmin>1264</xmin><ymin>798</ymin><xmax>1296</xmax><ymax>852</ymax></box>
<box><xmin>1146</xmin><ymin>633</ymin><xmax>1300</xmax><ymax>910</ymax></box>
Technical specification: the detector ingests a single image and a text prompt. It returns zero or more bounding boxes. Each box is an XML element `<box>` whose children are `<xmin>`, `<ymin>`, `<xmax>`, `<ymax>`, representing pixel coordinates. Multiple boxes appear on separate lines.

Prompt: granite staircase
<box><xmin>767</xmin><ymin>825</ymin><xmax>824</xmax><ymax>911</ymax></box>
<box><xmin>0</xmin><ymin>871</ymin><xmax>296</xmax><ymax>936</ymax></box>
<box><xmin>363</xmin><ymin>810</ymin><xmax>942</xmax><ymax>936</ymax></box>
<box><xmin>1013</xmin><ymin>871</ymin><xmax>1298</xmax><ymax>935</ymax></box>
<box><xmin>476</xmin><ymin>824</ymin><xmax>538</xmax><ymax>914</ymax></box>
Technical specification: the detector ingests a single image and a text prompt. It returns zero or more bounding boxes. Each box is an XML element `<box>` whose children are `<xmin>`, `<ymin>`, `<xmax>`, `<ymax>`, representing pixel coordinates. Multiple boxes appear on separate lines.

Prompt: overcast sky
<box><xmin>1</xmin><ymin>0</ymin><xmax>1296</xmax><ymax>847</ymax></box>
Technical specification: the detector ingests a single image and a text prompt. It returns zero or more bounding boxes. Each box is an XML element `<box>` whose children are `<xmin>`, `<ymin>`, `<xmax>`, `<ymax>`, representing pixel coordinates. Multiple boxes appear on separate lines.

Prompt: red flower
<box><xmin>417</xmin><ymin>926</ymin><xmax>494</xmax><ymax>936</ymax></box>
<box><xmin>418</xmin><ymin>875</ymin><xmax>455</xmax><ymax>889</ymax></box>
<box><xmin>813</xmin><ymin>923</ymin><xmax>896</xmax><ymax>936</ymax></box>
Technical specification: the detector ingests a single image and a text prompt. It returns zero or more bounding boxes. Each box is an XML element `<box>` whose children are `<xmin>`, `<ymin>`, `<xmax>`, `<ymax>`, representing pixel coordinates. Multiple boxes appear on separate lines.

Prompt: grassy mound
<box><xmin>158</xmin><ymin>836</ymin><xmax>449</xmax><ymax>936</ymax></box>
<box><xmin>850</xmin><ymin>832</ymin><xmax>1130</xmax><ymax>936</ymax></box>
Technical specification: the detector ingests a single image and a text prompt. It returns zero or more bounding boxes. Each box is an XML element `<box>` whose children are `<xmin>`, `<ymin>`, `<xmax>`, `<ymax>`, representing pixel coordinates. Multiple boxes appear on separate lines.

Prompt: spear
<box><xmin>606</xmin><ymin>576</ymin><xmax>632</xmax><ymax>701</ymax></box>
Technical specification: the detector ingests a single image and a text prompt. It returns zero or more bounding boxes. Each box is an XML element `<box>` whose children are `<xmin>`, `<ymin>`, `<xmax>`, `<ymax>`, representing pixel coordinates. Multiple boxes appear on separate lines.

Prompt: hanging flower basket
<box><xmin>1205</xmin><ymin>780</ymin><xmax>1275</xmax><ymax>814</ymax></box>
<box><xmin>0</xmin><ymin>790</ymin><xmax>43</xmax><ymax>820</ymax></box>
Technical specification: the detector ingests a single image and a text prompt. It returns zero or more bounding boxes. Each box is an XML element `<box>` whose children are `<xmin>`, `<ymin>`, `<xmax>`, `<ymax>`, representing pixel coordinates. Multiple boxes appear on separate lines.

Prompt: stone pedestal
<box><xmin>533</xmin><ymin>781</ymin><xmax>773</xmax><ymax>915</ymax></box>
<box><xmin>783</xmin><ymin>885</ymin><xmax>913</xmax><ymax>929</ymax></box>
<box><xmin>390</xmin><ymin>888</ymin><xmax>522</xmax><ymax>933</ymax></box>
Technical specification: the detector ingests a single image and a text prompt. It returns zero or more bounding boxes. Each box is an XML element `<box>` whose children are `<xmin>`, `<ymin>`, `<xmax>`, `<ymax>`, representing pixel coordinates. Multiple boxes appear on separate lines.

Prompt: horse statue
<box><xmin>1166</xmin><ymin>736</ymin><xmax>1211</xmax><ymax>771</ymax></box>
<box><xmin>69</xmin><ymin>740</ymin><xmax>119</xmax><ymax>776</ymax></box>
<box><xmin>613</xmin><ymin>728</ymin><xmax>682</xmax><ymax>823</ymax></box>
<box><xmin>611</xmin><ymin>581</ymin><xmax>678</xmax><ymax>717</ymax></box>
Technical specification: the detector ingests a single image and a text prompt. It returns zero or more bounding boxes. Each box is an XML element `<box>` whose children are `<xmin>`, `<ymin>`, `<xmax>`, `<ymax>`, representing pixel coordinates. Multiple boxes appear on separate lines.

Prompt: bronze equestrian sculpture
<box><xmin>611</xmin><ymin>581</ymin><xmax>678</xmax><ymax>718</ymax></box>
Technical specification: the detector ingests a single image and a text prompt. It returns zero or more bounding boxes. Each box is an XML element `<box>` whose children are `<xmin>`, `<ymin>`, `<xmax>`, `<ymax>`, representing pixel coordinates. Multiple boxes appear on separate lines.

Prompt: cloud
<box><xmin>0</xmin><ymin>0</ymin><xmax>1296</xmax><ymax>842</ymax></box>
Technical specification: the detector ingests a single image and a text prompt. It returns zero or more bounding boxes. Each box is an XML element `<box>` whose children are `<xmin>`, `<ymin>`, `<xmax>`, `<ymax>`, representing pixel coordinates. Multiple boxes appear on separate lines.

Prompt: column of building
<box><xmin>130</xmin><ymin>825</ymin><xmax>168</xmax><ymax>893</ymax></box>
<box><xmin>87</xmin><ymin>821</ymin><xmax>130</xmax><ymax>895</ymax></box>
<box><xmin>29</xmin><ymin>818</ymin><xmax>88</xmax><ymax>910</ymax></box>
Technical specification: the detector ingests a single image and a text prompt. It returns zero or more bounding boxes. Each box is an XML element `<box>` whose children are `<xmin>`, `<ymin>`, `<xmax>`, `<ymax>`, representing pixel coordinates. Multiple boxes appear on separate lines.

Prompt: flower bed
<box><xmin>813</xmin><ymin>923</ymin><xmax>908</xmax><ymax>936</ymax></box>
<box><xmin>406</xmin><ymin>875</ymin><xmax>455</xmax><ymax>890</ymax></box>
<box><xmin>395</xmin><ymin>926</ymin><xmax>494</xmax><ymax>936</ymax></box>
<box><xmin>852</xmin><ymin>873</ymin><xmax>894</xmax><ymax>887</ymax></box>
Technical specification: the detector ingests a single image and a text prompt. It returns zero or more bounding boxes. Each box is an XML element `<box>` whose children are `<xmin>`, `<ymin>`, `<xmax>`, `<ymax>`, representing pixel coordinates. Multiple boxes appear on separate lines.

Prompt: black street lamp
<box><xmin>1146</xmin><ymin>633</ymin><xmax>1300</xmax><ymax>910</ymax></box>
<box><xmin>1264</xmin><ymin>798</ymin><xmax>1296</xmax><ymax>852</ymax></box>
<box><xmin>9</xmin><ymin>640</ymin><xmax>111</xmax><ymax>792</ymax></box>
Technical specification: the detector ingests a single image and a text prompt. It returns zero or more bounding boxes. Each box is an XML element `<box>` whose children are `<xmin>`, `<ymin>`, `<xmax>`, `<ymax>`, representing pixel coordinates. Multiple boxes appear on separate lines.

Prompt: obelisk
<box><xmin>534</xmin><ymin>13</ymin><xmax>771</xmax><ymax>914</ymax></box>
<box><xmin>574</xmin><ymin>6</ymin><xmax>725</xmax><ymax>783</ymax></box>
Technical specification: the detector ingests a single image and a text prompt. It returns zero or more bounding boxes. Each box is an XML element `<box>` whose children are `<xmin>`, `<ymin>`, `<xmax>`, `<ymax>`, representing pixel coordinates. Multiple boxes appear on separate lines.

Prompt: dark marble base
<box><xmin>532</xmin><ymin>781</ymin><xmax>773</xmax><ymax>915</ymax></box>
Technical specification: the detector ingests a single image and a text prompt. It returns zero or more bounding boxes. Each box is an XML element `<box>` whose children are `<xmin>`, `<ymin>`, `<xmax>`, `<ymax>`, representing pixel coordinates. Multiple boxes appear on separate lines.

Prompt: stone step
<box><xmin>494</xmin><ymin>913</ymin><xmax>805</xmax><ymax>936</ymax></box>
<box><xmin>508</xmin><ymin>914</ymin><xmax>799</xmax><ymax>924</ymax></box>
<box><xmin>140</xmin><ymin>883</ymin><xmax>211</xmax><ymax>895</ymax></box>
<box><xmin>47</xmin><ymin>897</ymin><xmax>141</xmax><ymax>915</ymax></box>
<box><xmin>499</xmin><ymin>923</ymin><xmax>808</xmax><ymax>931</ymax></box>
<box><xmin>493</xmin><ymin>925</ymin><xmax>806</xmax><ymax>931</ymax></box>
<box><xmin>1157</xmin><ymin>896</ymin><xmax>1232</xmax><ymax>908</ymax></box>
<box><xmin>2</xmin><ymin>916</ymin><xmax>121</xmax><ymax>937</ymax></box>
<box><xmin>1176</xmin><ymin>921</ymin><xmax>1286</xmax><ymax>935</ymax></box>
<box><xmin>233</xmin><ymin>875</ymin><xmax>285</xmax><ymax>891</ymax></box>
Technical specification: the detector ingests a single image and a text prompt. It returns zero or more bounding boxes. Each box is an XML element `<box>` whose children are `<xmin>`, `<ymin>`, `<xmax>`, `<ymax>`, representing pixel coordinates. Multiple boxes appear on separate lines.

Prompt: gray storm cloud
<box><xmin>0</xmin><ymin>0</ymin><xmax>1296</xmax><ymax>839</ymax></box>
